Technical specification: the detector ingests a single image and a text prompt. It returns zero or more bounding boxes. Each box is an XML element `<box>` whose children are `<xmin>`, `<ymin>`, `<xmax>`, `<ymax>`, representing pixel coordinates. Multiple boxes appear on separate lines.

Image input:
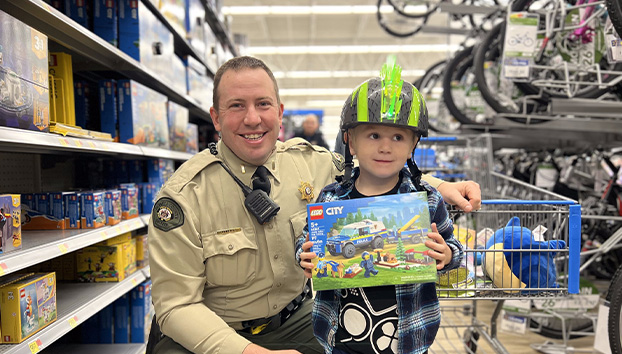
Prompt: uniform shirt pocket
<box><xmin>289</xmin><ymin>210</ymin><xmax>307</xmax><ymax>241</ymax></box>
<box><xmin>202</xmin><ymin>227</ymin><xmax>258</xmax><ymax>287</ymax></box>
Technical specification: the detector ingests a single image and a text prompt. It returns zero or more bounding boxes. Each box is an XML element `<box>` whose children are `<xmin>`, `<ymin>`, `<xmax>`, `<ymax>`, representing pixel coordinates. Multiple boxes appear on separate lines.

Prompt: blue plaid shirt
<box><xmin>296</xmin><ymin>168</ymin><xmax>464</xmax><ymax>354</ymax></box>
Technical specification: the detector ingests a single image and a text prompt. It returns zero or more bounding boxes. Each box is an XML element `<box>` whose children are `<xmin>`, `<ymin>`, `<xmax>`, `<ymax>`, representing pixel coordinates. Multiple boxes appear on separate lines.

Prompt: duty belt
<box><xmin>240</xmin><ymin>281</ymin><xmax>312</xmax><ymax>335</ymax></box>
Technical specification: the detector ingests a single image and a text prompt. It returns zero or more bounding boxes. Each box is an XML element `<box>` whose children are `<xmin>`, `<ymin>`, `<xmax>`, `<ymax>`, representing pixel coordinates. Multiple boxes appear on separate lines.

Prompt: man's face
<box><xmin>303</xmin><ymin>116</ymin><xmax>318</xmax><ymax>135</ymax></box>
<box><xmin>210</xmin><ymin>68</ymin><xmax>283</xmax><ymax>166</ymax></box>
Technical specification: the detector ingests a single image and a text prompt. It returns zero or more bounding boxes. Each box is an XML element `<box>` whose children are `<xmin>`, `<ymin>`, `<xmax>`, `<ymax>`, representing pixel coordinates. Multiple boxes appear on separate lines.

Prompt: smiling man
<box><xmin>147</xmin><ymin>56</ymin><xmax>481</xmax><ymax>354</ymax></box>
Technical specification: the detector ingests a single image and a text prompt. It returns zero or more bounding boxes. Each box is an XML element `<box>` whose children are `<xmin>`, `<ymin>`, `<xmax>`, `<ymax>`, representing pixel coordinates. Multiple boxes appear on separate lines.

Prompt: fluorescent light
<box><xmin>272</xmin><ymin>70</ymin><xmax>426</xmax><ymax>79</ymax></box>
<box><xmin>303</xmin><ymin>100</ymin><xmax>349</xmax><ymax>107</ymax></box>
<box><xmin>249</xmin><ymin>44</ymin><xmax>460</xmax><ymax>55</ymax></box>
<box><xmin>222</xmin><ymin>5</ymin><xmax>428</xmax><ymax>16</ymax></box>
<box><xmin>280</xmin><ymin>88</ymin><xmax>353</xmax><ymax>96</ymax></box>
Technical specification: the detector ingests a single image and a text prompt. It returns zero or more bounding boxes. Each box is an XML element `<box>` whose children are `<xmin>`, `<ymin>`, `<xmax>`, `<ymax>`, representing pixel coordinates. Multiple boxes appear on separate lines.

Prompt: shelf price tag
<box><xmin>28</xmin><ymin>339</ymin><xmax>43</xmax><ymax>354</ymax></box>
<box><xmin>68</xmin><ymin>315</ymin><xmax>79</xmax><ymax>328</ymax></box>
<box><xmin>0</xmin><ymin>263</ymin><xmax>7</xmax><ymax>276</ymax></box>
<box><xmin>58</xmin><ymin>138</ymin><xmax>70</xmax><ymax>147</ymax></box>
<box><xmin>57</xmin><ymin>243</ymin><xmax>69</xmax><ymax>254</ymax></box>
<box><xmin>87</xmin><ymin>141</ymin><xmax>96</xmax><ymax>148</ymax></box>
<box><xmin>74</xmin><ymin>140</ymin><xmax>83</xmax><ymax>147</ymax></box>
<box><xmin>132</xmin><ymin>278</ymin><xmax>138</xmax><ymax>286</ymax></box>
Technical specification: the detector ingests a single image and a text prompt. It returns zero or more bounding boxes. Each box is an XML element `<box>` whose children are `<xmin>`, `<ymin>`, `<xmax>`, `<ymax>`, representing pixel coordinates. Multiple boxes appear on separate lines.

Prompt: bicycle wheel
<box><xmin>608</xmin><ymin>0</ymin><xmax>622</xmax><ymax>37</ymax></box>
<box><xmin>608</xmin><ymin>265</ymin><xmax>622</xmax><ymax>354</ymax></box>
<box><xmin>386</xmin><ymin>0</ymin><xmax>439</xmax><ymax>18</ymax></box>
<box><xmin>442</xmin><ymin>46</ymin><xmax>494</xmax><ymax>125</ymax></box>
<box><xmin>416</xmin><ymin>60</ymin><xmax>463</xmax><ymax>133</ymax></box>
<box><xmin>377</xmin><ymin>0</ymin><xmax>429</xmax><ymax>38</ymax></box>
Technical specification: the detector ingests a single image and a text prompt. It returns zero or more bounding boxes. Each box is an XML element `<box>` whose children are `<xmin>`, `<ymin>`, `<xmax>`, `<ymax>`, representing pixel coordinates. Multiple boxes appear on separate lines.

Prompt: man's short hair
<box><xmin>212</xmin><ymin>56</ymin><xmax>280</xmax><ymax>111</ymax></box>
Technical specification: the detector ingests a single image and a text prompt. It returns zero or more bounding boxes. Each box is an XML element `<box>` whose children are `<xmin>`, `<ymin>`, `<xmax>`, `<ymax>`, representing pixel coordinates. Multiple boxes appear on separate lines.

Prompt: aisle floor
<box><xmin>430</xmin><ymin>300</ymin><xmax>597</xmax><ymax>354</ymax></box>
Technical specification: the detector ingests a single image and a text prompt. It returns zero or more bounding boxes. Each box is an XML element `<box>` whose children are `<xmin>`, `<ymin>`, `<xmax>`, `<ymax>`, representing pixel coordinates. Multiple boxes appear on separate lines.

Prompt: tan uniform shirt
<box><xmin>148</xmin><ymin>138</ymin><xmax>444</xmax><ymax>354</ymax></box>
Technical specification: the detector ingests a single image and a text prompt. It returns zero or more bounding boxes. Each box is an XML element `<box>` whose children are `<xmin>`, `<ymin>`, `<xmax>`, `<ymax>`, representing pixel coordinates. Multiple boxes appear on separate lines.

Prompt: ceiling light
<box><xmin>249</xmin><ymin>44</ymin><xmax>460</xmax><ymax>55</ymax></box>
<box><xmin>280</xmin><ymin>88</ymin><xmax>353</xmax><ymax>96</ymax></box>
<box><xmin>303</xmin><ymin>100</ymin><xmax>349</xmax><ymax>107</ymax></box>
<box><xmin>272</xmin><ymin>70</ymin><xmax>426</xmax><ymax>79</ymax></box>
<box><xmin>222</xmin><ymin>5</ymin><xmax>428</xmax><ymax>16</ymax></box>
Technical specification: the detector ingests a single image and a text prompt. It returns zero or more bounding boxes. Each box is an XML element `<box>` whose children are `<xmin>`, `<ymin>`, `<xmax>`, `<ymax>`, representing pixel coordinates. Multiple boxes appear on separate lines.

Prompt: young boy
<box><xmin>297</xmin><ymin>61</ymin><xmax>464</xmax><ymax>354</ymax></box>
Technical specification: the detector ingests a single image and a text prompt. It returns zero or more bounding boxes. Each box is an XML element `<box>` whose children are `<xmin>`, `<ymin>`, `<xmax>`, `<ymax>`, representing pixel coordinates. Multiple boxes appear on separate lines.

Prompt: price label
<box><xmin>58</xmin><ymin>138</ymin><xmax>69</xmax><ymax>147</ymax></box>
<box><xmin>68</xmin><ymin>316</ymin><xmax>78</xmax><ymax>328</ymax></box>
<box><xmin>75</xmin><ymin>140</ymin><xmax>83</xmax><ymax>147</ymax></box>
<box><xmin>132</xmin><ymin>278</ymin><xmax>138</xmax><ymax>286</ymax></box>
<box><xmin>41</xmin><ymin>3</ymin><xmax>51</xmax><ymax>12</ymax></box>
<box><xmin>58</xmin><ymin>243</ymin><xmax>69</xmax><ymax>254</ymax></box>
<box><xmin>0</xmin><ymin>263</ymin><xmax>7</xmax><ymax>276</ymax></box>
<box><xmin>87</xmin><ymin>141</ymin><xmax>96</xmax><ymax>148</ymax></box>
<box><xmin>28</xmin><ymin>339</ymin><xmax>43</xmax><ymax>353</ymax></box>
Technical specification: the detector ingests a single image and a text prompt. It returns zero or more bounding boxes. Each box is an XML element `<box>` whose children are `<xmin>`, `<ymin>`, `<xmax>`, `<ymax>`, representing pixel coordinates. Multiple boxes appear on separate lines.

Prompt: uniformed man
<box><xmin>148</xmin><ymin>56</ymin><xmax>481</xmax><ymax>354</ymax></box>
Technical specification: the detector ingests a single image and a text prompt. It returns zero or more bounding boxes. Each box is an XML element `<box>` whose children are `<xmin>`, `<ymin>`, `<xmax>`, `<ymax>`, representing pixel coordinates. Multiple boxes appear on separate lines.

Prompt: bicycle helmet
<box><xmin>339</xmin><ymin>57</ymin><xmax>429</xmax><ymax>186</ymax></box>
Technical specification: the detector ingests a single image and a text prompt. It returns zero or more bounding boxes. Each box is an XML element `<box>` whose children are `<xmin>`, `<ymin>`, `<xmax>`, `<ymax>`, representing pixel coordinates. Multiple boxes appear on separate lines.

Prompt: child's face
<box><xmin>348</xmin><ymin>124</ymin><xmax>418</xmax><ymax>181</ymax></box>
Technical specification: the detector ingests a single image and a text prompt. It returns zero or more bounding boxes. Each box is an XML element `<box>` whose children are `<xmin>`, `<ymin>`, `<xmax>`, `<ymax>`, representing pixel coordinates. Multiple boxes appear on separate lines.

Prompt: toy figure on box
<box><xmin>298</xmin><ymin>58</ymin><xmax>464</xmax><ymax>354</ymax></box>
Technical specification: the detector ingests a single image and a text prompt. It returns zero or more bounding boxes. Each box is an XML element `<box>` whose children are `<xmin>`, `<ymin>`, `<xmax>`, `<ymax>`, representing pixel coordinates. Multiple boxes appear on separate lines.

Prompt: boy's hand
<box><xmin>300</xmin><ymin>240</ymin><xmax>316</xmax><ymax>278</ymax></box>
<box><xmin>425</xmin><ymin>223</ymin><xmax>452</xmax><ymax>270</ymax></box>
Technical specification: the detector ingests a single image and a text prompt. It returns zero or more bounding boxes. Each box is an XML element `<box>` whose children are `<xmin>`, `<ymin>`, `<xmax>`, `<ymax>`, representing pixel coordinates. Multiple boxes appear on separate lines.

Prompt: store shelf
<box><xmin>0</xmin><ymin>0</ymin><xmax>211</xmax><ymax>122</ymax></box>
<box><xmin>0</xmin><ymin>271</ymin><xmax>146</xmax><ymax>354</ymax></box>
<box><xmin>43</xmin><ymin>344</ymin><xmax>146</xmax><ymax>354</ymax></box>
<box><xmin>140</xmin><ymin>0</ymin><xmax>212</xmax><ymax>77</ymax></box>
<box><xmin>140</xmin><ymin>214</ymin><xmax>151</xmax><ymax>226</ymax></box>
<box><xmin>0</xmin><ymin>127</ymin><xmax>193</xmax><ymax>160</ymax></box>
<box><xmin>202</xmin><ymin>0</ymin><xmax>238</xmax><ymax>56</ymax></box>
<box><xmin>0</xmin><ymin>217</ymin><xmax>147</xmax><ymax>278</ymax></box>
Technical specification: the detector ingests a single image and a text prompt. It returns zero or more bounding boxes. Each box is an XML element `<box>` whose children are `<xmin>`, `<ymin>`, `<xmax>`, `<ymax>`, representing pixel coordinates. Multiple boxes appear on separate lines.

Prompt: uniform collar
<box><xmin>217</xmin><ymin>140</ymin><xmax>281</xmax><ymax>185</ymax></box>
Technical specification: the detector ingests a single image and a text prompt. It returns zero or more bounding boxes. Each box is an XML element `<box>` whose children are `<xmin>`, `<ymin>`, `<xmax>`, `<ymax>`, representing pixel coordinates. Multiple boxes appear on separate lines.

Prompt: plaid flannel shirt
<box><xmin>295</xmin><ymin>168</ymin><xmax>464</xmax><ymax>354</ymax></box>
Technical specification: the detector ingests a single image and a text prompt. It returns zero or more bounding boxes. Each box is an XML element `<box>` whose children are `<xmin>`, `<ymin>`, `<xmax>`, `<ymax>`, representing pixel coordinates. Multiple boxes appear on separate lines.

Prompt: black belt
<box><xmin>240</xmin><ymin>281</ymin><xmax>312</xmax><ymax>335</ymax></box>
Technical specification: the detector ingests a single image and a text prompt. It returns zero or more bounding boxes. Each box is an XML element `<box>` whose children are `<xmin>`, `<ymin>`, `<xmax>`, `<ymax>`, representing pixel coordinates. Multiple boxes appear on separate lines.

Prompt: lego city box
<box><xmin>76</xmin><ymin>238</ymin><xmax>136</xmax><ymax>282</ymax></box>
<box><xmin>307</xmin><ymin>192</ymin><xmax>436</xmax><ymax>291</ymax></box>
<box><xmin>0</xmin><ymin>272</ymin><xmax>57</xmax><ymax>343</ymax></box>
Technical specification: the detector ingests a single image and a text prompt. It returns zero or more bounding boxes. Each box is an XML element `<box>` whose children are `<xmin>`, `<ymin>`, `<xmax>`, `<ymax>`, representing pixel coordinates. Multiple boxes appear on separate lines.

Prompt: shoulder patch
<box><xmin>331</xmin><ymin>152</ymin><xmax>345</xmax><ymax>172</ymax></box>
<box><xmin>152</xmin><ymin>197</ymin><xmax>185</xmax><ymax>232</ymax></box>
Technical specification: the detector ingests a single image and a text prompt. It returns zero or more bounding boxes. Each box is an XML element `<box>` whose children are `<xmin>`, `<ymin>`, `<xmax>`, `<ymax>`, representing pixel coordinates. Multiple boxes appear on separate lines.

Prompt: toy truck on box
<box><xmin>327</xmin><ymin>215</ymin><xmax>428</xmax><ymax>259</ymax></box>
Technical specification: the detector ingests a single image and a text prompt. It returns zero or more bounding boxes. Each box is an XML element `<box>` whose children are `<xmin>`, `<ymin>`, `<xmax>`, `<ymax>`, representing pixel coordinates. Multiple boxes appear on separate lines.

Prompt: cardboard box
<box><xmin>185</xmin><ymin>0</ymin><xmax>206</xmax><ymax>57</ymax></box>
<box><xmin>74</xmin><ymin>80</ymin><xmax>99</xmax><ymax>131</ymax></box>
<box><xmin>120</xmin><ymin>185</ymin><xmax>139</xmax><ymax>220</ymax></box>
<box><xmin>93</xmin><ymin>0</ymin><xmax>118</xmax><ymax>47</ymax></box>
<box><xmin>0</xmin><ymin>10</ymin><xmax>50</xmax><ymax>132</ymax></box>
<box><xmin>185</xmin><ymin>56</ymin><xmax>213</xmax><ymax>111</ymax></box>
<box><xmin>117</xmin><ymin>80</ymin><xmax>169</xmax><ymax>149</ymax></box>
<box><xmin>130</xmin><ymin>280</ymin><xmax>153</xmax><ymax>343</ymax></box>
<box><xmin>64</xmin><ymin>0</ymin><xmax>90</xmax><ymax>29</ymax></box>
<box><xmin>101</xmin><ymin>232</ymin><xmax>132</xmax><ymax>246</ymax></box>
<box><xmin>113</xmin><ymin>294</ymin><xmax>130</xmax><ymax>343</ymax></box>
<box><xmin>98</xmin><ymin>304</ymin><xmax>114</xmax><ymax>343</ymax></box>
<box><xmin>65</xmin><ymin>192</ymin><xmax>80</xmax><ymax>229</ymax></box>
<box><xmin>0</xmin><ymin>195</ymin><xmax>22</xmax><ymax>254</ymax></box>
<box><xmin>0</xmin><ymin>272</ymin><xmax>57</xmax><ymax>343</ymax></box>
<box><xmin>186</xmin><ymin>122</ymin><xmax>198</xmax><ymax>154</ymax></box>
<box><xmin>81</xmin><ymin>191</ymin><xmax>106</xmax><ymax>229</ymax></box>
<box><xmin>76</xmin><ymin>238</ymin><xmax>136</xmax><ymax>282</ymax></box>
<box><xmin>307</xmin><ymin>192</ymin><xmax>435</xmax><ymax>291</ymax></box>
<box><xmin>158</xmin><ymin>0</ymin><xmax>186</xmax><ymax>37</ymax></box>
<box><xmin>105</xmin><ymin>190</ymin><xmax>122</xmax><ymax>225</ymax></box>
<box><xmin>167</xmin><ymin>101</ymin><xmax>188</xmax><ymax>152</ymax></box>
<box><xmin>48</xmin><ymin>52</ymin><xmax>76</xmax><ymax>126</ymax></box>
<box><xmin>135</xmin><ymin>234</ymin><xmax>148</xmax><ymax>268</ymax></box>
<box><xmin>147</xmin><ymin>159</ymin><xmax>175</xmax><ymax>187</ymax></box>
<box><xmin>139</xmin><ymin>182</ymin><xmax>157</xmax><ymax>214</ymax></box>
<box><xmin>98</xmin><ymin>79</ymin><xmax>118</xmax><ymax>141</ymax></box>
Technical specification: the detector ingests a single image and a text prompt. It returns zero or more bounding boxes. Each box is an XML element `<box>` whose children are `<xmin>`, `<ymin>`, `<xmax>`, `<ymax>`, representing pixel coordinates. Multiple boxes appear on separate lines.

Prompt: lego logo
<box><xmin>309</xmin><ymin>206</ymin><xmax>323</xmax><ymax>220</ymax></box>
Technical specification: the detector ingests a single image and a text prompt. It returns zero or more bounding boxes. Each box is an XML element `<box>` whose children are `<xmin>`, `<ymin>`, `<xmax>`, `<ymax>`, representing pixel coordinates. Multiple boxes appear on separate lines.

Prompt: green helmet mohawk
<box><xmin>340</xmin><ymin>56</ymin><xmax>428</xmax><ymax>137</ymax></box>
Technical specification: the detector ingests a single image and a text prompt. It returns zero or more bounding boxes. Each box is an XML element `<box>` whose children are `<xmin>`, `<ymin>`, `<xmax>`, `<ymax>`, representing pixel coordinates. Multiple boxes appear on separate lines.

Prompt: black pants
<box><xmin>149</xmin><ymin>300</ymin><xmax>323</xmax><ymax>354</ymax></box>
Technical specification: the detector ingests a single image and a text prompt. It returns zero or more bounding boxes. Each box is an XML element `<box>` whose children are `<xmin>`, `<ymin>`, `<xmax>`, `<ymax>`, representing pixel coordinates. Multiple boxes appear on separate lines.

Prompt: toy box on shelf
<box><xmin>0</xmin><ymin>10</ymin><xmax>50</xmax><ymax>132</ymax></box>
<box><xmin>118</xmin><ymin>80</ymin><xmax>169</xmax><ymax>149</ymax></box>
<box><xmin>82</xmin><ymin>191</ymin><xmax>106</xmax><ymax>229</ymax></box>
<box><xmin>135</xmin><ymin>234</ymin><xmax>149</xmax><ymax>268</ymax></box>
<box><xmin>120</xmin><ymin>184</ymin><xmax>139</xmax><ymax>220</ymax></box>
<box><xmin>307</xmin><ymin>192</ymin><xmax>435</xmax><ymax>291</ymax></box>
<box><xmin>186</xmin><ymin>123</ymin><xmax>198</xmax><ymax>154</ymax></box>
<box><xmin>0</xmin><ymin>272</ymin><xmax>57</xmax><ymax>343</ymax></box>
<box><xmin>0</xmin><ymin>194</ymin><xmax>22</xmax><ymax>255</ymax></box>
<box><xmin>76</xmin><ymin>237</ymin><xmax>137</xmax><ymax>282</ymax></box>
<box><xmin>167</xmin><ymin>101</ymin><xmax>189</xmax><ymax>152</ymax></box>
<box><xmin>93</xmin><ymin>0</ymin><xmax>118</xmax><ymax>47</ymax></box>
<box><xmin>49</xmin><ymin>52</ymin><xmax>76</xmax><ymax>126</ymax></box>
<box><xmin>130</xmin><ymin>279</ymin><xmax>153</xmax><ymax>343</ymax></box>
<box><xmin>105</xmin><ymin>190</ymin><xmax>122</xmax><ymax>225</ymax></box>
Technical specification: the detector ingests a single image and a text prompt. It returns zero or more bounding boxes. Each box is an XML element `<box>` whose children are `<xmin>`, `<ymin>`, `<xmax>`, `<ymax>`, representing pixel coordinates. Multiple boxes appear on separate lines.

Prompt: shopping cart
<box><xmin>429</xmin><ymin>134</ymin><xmax>582</xmax><ymax>354</ymax></box>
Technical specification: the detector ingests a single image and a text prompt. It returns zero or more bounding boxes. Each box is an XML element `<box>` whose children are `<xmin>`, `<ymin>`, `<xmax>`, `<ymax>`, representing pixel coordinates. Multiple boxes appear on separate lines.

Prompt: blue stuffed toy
<box><xmin>480</xmin><ymin>217</ymin><xmax>566</xmax><ymax>293</ymax></box>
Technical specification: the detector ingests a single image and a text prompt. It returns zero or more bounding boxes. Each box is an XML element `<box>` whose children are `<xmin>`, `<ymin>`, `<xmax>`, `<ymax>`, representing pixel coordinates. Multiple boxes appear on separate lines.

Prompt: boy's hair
<box><xmin>212</xmin><ymin>56</ymin><xmax>280</xmax><ymax>111</ymax></box>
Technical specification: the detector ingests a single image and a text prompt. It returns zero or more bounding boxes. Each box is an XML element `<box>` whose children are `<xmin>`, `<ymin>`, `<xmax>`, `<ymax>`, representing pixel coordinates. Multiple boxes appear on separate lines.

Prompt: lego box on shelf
<box><xmin>186</xmin><ymin>123</ymin><xmax>198</xmax><ymax>154</ymax></box>
<box><xmin>130</xmin><ymin>279</ymin><xmax>153</xmax><ymax>343</ymax></box>
<box><xmin>0</xmin><ymin>10</ymin><xmax>50</xmax><ymax>133</ymax></box>
<box><xmin>307</xmin><ymin>192</ymin><xmax>436</xmax><ymax>291</ymax></box>
<box><xmin>49</xmin><ymin>52</ymin><xmax>76</xmax><ymax>126</ymax></box>
<box><xmin>118</xmin><ymin>80</ymin><xmax>169</xmax><ymax>149</ymax></box>
<box><xmin>0</xmin><ymin>195</ymin><xmax>22</xmax><ymax>254</ymax></box>
<box><xmin>93</xmin><ymin>0</ymin><xmax>118</xmax><ymax>47</ymax></box>
<box><xmin>0</xmin><ymin>272</ymin><xmax>57</xmax><ymax>343</ymax></box>
<box><xmin>105</xmin><ymin>190</ymin><xmax>122</xmax><ymax>225</ymax></box>
<box><xmin>76</xmin><ymin>238</ymin><xmax>136</xmax><ymax>282</ymax></box>
<box><xmin>99</xmin><ymin>79</ymin><xmax>118</xmax><ymax>141</ymax></box>
<box><xmin>120</xmin><ymin>184</ymin><xmax>139</xmax><ymax>220</ymax></box>
<box><xmin>81</xmin><ymin>191</ymin><xmax>106</xmax><ymax>229</ymax></box>
<box><xmin>167</xmin><ymin>101</ymin><xmax>189</xmax><ymax>152</ymax></box>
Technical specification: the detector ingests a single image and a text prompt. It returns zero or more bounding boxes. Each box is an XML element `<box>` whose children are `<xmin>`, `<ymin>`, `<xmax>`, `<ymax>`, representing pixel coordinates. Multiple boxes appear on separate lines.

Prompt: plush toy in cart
<box><xmin>478</xmin><ymin>217</ymin><xmax>566</xmax><ymax>293</ymax></box>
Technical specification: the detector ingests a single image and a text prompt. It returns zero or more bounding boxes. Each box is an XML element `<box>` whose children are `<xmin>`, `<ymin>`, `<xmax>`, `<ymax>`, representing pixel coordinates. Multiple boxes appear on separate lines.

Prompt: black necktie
<box><xmin>252</xmin><ymin>166</ymin><xmax>271</xmax><ymax>195</ymax></box>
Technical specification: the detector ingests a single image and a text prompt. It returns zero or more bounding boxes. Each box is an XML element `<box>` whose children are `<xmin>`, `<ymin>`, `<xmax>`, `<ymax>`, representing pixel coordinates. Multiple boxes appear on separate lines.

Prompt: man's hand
<box><xmin>243</xmin><ymin>343</ymin><xmax>302</xmax><ymax>354</ymax></box>
<box><xmin>436</xmin><ymin>181</ymin><xmax>482</xmax><ymax>213</ymax></box>
<box><xmin>425</xmin><ymin>223</ymin><xmax>452</xmax><ymax>270</ymax></box>
<box><xmin>299</xmin><ymin>240</ymin><xmax>316</xmax><ymax>279</ymax></box>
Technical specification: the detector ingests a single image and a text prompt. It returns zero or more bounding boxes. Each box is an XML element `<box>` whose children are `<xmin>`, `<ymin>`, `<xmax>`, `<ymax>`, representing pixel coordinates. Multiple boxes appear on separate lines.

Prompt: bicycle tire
<box><xmin>608</xmin><ymin>0</ymin><xmax>622</xmax><ymax>37</ymax></box>
<box><xmin>442</xmin><ymin>46</ymin><xmax>486</xmax><ymax>125</ymax></box>
<box><xmin>376</xmin><ymin>0</ymin><xmax>429</xmax><ymax>38</ymax></box>
<box><xmin>386</xmin><ymin>0</ymin><xmax>438</xmax><ymax>19</ymax></box>
<box><xmin>608</xmin><ymin>265</ymin><xmax>622</xmax><ymax>354</ymax></box>
<box><xmin>416</xmin><ymin>60</ymin><xmax>463</xmax><ymax>134</ymax></box>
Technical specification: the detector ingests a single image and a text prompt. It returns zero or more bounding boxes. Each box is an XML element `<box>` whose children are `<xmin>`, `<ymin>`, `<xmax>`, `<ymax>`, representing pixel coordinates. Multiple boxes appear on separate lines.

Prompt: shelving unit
<box><xmin>0</xmin><ymin>0</ymin><xmax>211</xmax><ymax>122</ymax></box>
<box><xmin>43</xmin><ymin>344</ymin><xmax>146</xmax><ymax>354</ymax></box>
<box><xmin>0</xmin><ymin>268</ymin><xmax>150</xmax><ymax>354</ymax></box>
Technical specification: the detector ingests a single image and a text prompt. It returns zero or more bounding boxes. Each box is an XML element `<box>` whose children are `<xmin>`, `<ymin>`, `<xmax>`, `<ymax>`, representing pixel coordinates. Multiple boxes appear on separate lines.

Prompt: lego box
<box><xmin>76</xmin><ymin>238</ymin><xmax>136</xmax><ymax>282</ymax></box>
<box><xmin>307</xmin><ymin>192</ymin><xmax>436</xmax><ymax>291</ymax></box>
<box><xmin>0</xmin><ymin>272</ymin><xmax>57</xmax><ymax>343</ymax></box>
<box><xmin>0</xmin><ymin>195</ymin><xmax>22</xmax><ymax>254</ymax></box>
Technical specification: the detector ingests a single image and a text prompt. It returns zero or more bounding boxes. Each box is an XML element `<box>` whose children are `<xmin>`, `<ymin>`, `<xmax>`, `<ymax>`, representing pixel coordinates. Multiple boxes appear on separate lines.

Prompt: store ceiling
<box><xmin>222</xmin><ymin>1</ymin><xmax>468</xmax><ymax>146</ymax></box>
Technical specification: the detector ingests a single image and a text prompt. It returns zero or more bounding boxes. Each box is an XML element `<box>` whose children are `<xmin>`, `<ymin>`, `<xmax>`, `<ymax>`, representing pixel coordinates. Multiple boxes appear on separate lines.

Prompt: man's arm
<box><xmin>149</xmin><ymin>191</ymin><xmax>251</xmax><ymax>354</ymax></box>
<box><xmin>421</xmin><ymin>175</ymin><xmax>481</xmax><ymax>212</ymax></box>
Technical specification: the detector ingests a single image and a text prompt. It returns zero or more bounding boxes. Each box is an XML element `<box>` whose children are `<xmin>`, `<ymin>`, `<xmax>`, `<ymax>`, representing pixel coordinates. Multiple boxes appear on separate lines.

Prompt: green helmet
<box><xmin>340</xmin><ymin>60</ymin><xmax>428</xmax><ymax>138</ymax></box>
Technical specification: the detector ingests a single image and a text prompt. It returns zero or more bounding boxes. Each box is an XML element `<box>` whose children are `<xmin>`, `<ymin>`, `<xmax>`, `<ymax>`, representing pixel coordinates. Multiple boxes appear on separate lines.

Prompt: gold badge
<box><xmin>298</xmin><ymin>182</ymin><xmax>314</xmax><ymax>202</ymax></box>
